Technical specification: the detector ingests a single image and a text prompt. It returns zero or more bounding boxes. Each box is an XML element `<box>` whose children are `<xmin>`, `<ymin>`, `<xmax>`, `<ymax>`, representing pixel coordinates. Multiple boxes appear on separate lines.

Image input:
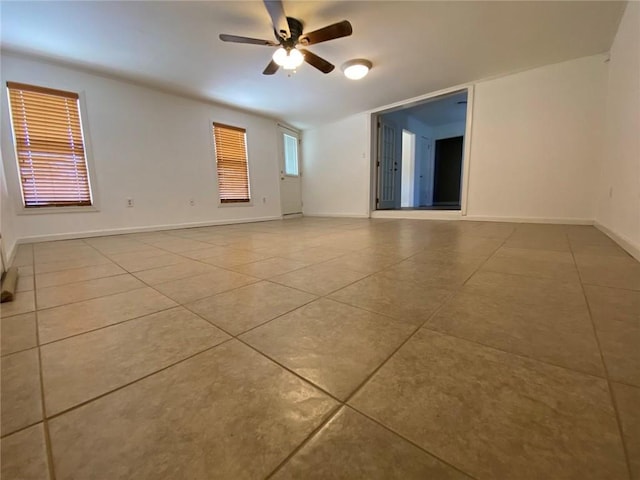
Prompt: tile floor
<box><xmin>1</xmin><ymin>217</ymin><xmax>639</xmax><ymax>479</ymax></box>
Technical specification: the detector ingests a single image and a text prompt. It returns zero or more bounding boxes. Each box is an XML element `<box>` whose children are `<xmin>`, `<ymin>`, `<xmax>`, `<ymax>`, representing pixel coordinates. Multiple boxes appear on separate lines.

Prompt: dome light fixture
<box><xmin>341</xmin><ymin>59</ymin><xmax>372</xmax><ymax>80</ymax></box>
<box><xmin>272</xmin><ymin>47</ymin><xmax>304</xmax><ymax>70</ymax></box>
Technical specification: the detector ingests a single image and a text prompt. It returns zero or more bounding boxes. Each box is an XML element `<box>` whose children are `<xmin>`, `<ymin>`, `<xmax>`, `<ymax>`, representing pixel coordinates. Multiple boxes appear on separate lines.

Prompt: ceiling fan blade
<box><xmin>219</xmin><ymin>34</ymin><xmax>279</xmax><ymax>46</ymax></box>
<box><xmin>263</xmin><ymin>0</ymin><xmax>290</xmax><ymax>40</ymax></box>
<box><xmin>299</xmin><ymin>20</ymin><xmax>352</xmax><ymax>46</ymax></box>
<box><xmin>300</xmin><ymin>49</ymin><xmax>334</xmax><ymax>74</ymax></box>
<box><xmin>263</xmin><ymin>59</ymin><xmax>280</xmax><ymax>75</ymax></box>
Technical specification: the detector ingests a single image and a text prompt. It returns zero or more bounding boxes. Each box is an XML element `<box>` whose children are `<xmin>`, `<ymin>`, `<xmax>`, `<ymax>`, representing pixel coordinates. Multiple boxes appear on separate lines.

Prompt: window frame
<box><xmin>5</xmin><ymin>82</ymin><xmax>99</xmax><ymax>215</ymax></box>
<box><xmin>211</xmin><ymin>121</ymin><xmax>252</xmax><ymax>207</ymax></box>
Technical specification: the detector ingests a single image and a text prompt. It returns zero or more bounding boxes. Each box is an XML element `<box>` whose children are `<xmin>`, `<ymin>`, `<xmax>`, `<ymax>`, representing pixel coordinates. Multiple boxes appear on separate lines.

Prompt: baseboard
<box><xmin>303</xmin><ymin>212</ymin><xmax>370</xmax><ymax>218</ymax></box>
<box><xmin>594</xmin><ymin>221</ymin><xmax>640</xmax><ymax>262</ymax></box>
<box><xmin>463</xmin><ymin>215</ymin><xmax>594</xmax><ymax>225</ymax></box>
<box><xmin>15</xmin><ymin>215</ymin><xmax>284</xmax><ymax>245</ymax></box>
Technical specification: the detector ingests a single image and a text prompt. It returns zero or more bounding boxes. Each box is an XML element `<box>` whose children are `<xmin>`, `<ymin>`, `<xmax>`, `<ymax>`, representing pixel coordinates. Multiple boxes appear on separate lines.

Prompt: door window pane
<box><xmin>283</xmin><ymin>134</ymin><xmax>299</xmax><ymax>176</ymax></box>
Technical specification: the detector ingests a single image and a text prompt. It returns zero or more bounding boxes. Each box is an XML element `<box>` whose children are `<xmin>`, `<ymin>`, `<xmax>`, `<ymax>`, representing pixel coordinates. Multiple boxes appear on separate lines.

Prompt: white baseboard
<box><xmin>303</xmin><ymin>212</ymin><xmax>370</xmax><ymax>218</ymax></box>
<box><xmin>594</xmin><ymin>221</ymin><xmax>640</xmax><ymax>262</ymax></box>
<box><xmin>15</xmin><ymin>215</ymin><xmax>283</xmax><ymax>245</ymax></box>
<box><xmin>463</xmin><ymin>215</ymin><xmax>594</xmax><ymax>225</ymax></box>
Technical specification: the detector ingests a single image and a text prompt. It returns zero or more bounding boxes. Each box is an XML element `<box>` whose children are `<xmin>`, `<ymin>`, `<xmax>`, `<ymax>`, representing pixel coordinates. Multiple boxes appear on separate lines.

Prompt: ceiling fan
<box><xmin>219</xmin><ymin>0</ymin><xmax>353</xmax><ymax>75</ymax></box>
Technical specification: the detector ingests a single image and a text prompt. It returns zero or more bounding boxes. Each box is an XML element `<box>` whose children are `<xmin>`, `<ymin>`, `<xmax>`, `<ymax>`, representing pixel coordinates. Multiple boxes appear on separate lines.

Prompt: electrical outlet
<box><xmin>189</xmin><ymin>199</ymin><xmax>195</xmax><ymax>206</ymax></box>
<box><xmin>609</xmin><ymin>187</ymin><xmax>613</xmax><ymax>199</ymax></box>
<box><xmin>262</xmin><ymin>197</ymin><xmax>267</xmax><ymax>204</ymax></box>
<box><xmin>126</xmin><ymin>198</ymin><xmax>134</xmax><ymax>208</ymax></box>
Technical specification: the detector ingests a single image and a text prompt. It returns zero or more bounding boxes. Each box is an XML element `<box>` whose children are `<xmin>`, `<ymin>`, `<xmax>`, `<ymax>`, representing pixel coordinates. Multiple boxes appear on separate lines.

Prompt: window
<box><xmin>7</xmin><ymin>82</ymin><xmax>93</xmax><ymax>208</ymax></box>
<box><xmin>212</xmin><ymin>123</ymin><xmax>250</xmax><ymax>203</ymax></box>
<box><xmin>283</xmin><ymin>133</ymin><xmax>299</xmax><ymax>176</ymax></box>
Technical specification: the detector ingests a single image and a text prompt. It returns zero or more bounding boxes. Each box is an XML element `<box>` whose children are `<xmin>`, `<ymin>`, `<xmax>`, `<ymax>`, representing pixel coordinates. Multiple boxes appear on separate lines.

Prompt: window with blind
<box><xmin>212</xmin><ymin>123</ymin><xmax>250</xmax><ymax>203</ymax></box>
<box><xmin>7</xmin><ymin>82</ymin><xmax>93</xmax><ymax>208</ymax></box>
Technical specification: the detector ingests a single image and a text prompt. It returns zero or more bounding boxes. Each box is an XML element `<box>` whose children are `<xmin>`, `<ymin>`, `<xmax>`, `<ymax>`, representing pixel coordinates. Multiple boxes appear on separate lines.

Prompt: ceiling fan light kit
<box><xmin>219</xmin><ymin>0</ymin><xmax>353</xmax><ymax>75</ymax></box>
<box><xmin>342</xmin><ymin>59</ymin><xmax>372</xmax><ymax>80</ymax></box>
<box><xmin>272</xmin><ymin>47</ymin><xmax>304</xmax><ymax>70</ymax></box>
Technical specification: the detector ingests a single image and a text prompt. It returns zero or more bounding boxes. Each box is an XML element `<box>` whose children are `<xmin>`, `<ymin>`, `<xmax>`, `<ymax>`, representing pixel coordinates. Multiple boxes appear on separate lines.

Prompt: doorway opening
<box><xmin>373</xmin><ymin>90</ymin><xmax>468</xmax><ymax>211</ymax></box>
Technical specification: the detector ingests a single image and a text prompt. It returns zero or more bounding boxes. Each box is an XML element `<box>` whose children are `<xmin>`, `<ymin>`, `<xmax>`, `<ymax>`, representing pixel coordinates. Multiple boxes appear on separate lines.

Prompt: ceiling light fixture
<box><xmin>342</xmin><ymin>59</ymin><xmax>372</xmax><ymax>80</ymax></box>
<box><xmin>273</xmin><ymin>47</ymin><xmax>304</xmax><ymax>70</ymax></box>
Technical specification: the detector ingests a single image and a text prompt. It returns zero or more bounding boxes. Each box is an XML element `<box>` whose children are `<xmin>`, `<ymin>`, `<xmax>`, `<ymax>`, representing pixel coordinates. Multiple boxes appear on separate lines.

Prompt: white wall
<box><xmin>595</xmin><ymin>2</ymin><xmax>640</xmax><ymax>258</ymax></box>
<box><xmin>0</xmin><ymin>149</ymin><xmax>16</xmax><ymax>267</ymax></box>
<box><xmin>0</xmin><ymin>53</ymin><xmax>282</xmax><ymax>256</ymax></box>
<box><xmin>467</xmin><ymin>54</ymin><xmax>607</xmax><ymax>222</ymax></box>
<box><xmin>301</xmin><ymin>113</ymin><xmax>370</xmax><ymax>217</ymax></box>
<box><xmin>302</xmin><ymin>54</ymin><xmax>608</xmax><ymax>223</ymax></box>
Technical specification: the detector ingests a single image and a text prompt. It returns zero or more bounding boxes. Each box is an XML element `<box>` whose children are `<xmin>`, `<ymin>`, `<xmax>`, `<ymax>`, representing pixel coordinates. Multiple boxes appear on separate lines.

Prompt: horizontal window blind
<box><xmin>7</xmin><ymin>82</ymin><xmax>92</xmax><ymax>207</ymax></box>
<box><xmin>213</xmin><ymin>123</ymin><xmax>250</xmax><ymax>203</ymax></box>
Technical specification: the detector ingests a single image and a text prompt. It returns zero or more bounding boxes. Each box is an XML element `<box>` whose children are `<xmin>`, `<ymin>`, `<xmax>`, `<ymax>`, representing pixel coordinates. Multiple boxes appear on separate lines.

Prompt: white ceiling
<box><xmin>1</xmin><ymin>1</ymin><xmax>625</xmax><ymax>129</ymax></box>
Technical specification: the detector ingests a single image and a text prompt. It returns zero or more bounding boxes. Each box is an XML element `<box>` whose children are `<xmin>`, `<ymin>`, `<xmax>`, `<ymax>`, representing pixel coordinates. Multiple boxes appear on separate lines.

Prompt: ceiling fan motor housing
<box><xmin>281</xmin><ymin>17</ymin><xmax>304</xmax><ymax>47</ymax></box>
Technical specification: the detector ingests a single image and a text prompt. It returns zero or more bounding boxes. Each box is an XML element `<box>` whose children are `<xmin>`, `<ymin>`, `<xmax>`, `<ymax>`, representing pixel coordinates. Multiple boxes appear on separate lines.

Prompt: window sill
<box><xmin>16</xmin><ymin>205</ymin><xmax>100</xmax><ymax>216</ymax></box>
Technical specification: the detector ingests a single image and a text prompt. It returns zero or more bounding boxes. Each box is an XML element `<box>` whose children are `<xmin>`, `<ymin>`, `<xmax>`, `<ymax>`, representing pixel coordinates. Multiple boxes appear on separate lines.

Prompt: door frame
<box><xmin>369</xmin><ymin>85</ymin><xmax>474</xmax><ymax>217</ymax></box>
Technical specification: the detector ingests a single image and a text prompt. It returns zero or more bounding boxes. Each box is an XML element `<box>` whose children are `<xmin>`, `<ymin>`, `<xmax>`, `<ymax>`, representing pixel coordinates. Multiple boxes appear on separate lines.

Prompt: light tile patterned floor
<box><xmin>1</xmin><ymin>218</ymin><xmax>638</xmax><ymax>479</ymax></box>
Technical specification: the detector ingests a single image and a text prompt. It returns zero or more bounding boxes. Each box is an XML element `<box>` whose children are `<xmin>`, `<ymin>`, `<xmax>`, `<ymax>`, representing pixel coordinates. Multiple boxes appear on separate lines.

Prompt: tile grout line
<box><xmin>41</xmin><ymin>336</ymin><xmax>236</xmax><ymax>422</ymax></box>
<box><xmin>569</xmin><ymin>235</ymin><xmax>634</xmax><ymax>480</ymax></box>
<box><xmin>327</xmin><ymin>227</ymin><xmax>513</xmax><ymax>478</ymax></box>
<box><xmin>348</xmin><ymin>406</ymin><xmax>482</xmax><ymax>480</ymax></box>
<box><xmin>182</xmin><ymin>298</ymin><xmax>347</xmax><ymax>405</ymax></box>
<box><xmin>264</xmin><ymin>231</ymin><xmax>513</xmax><ymax>478</ymax></box>
<box><xmin>16</xmin><ymin>222</ymin><xmax>633</xmax><ymax>479</ymax></box>
<box><xmin>38</xmin><ymin>237</ymin><xmax>349</xmax><ymax>430</ymax></box>
<box><xmin>402</xmin><ymin>236</ymin><xmax>634</xmax><ymax>382</ymax></box>
<box><xmin>340</xmin><ymin>230</ymin><xmax>510</xmax><ymax>405</ymax></box>
<box><xmin>0</xmin><ymin>417</ymin><xmax>44</xmax><ymax>441</ymax></box>
<box><xmin>103</xmin><ymin>227</ymin><xmax>406</xmax><ymax>299</ymax></box>
<box><xmin>262</xmin><ymin>405</ymin><xmax>344</xmax><ymax>479</ymax></box>
<box><xmin>30</xmin><ymin>245</ymin><xmax>57</xmax><ymax>480</ymax></box>
<box><xmin>183</xmin><ymin>288</ymin><xmax>319</xmax><ymax>338</ymax></box>
<box><xmin>37</xmin><ymin>304</ymin><xmax>181</xmax><ymax>347</ymax></box>
<box><xmin>235</xmin><ymin>338</ymin><xmax>344</xmax><ymax>404</ymax></box>
<box><xmin>170</xmin><ymin>255</ymin><xmax>490</xmax><ymax>479</ymax></box>
<box><xmin>35</xmin><ymin>281</ymin><xmax>149</xmax><ymax>312</ymax></box>
<box><xmin>96</xmin><ymin>237</ymin><xmax>280</xmax><ymax>298</ymax></box>
<box><xmin>34</xmin><ymin>269</ymin><xmax>130</xmax><ymax>291</ymax></box>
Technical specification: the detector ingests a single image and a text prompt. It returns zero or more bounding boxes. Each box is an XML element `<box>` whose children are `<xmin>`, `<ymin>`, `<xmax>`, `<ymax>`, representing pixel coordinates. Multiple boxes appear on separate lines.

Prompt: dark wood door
<box><xmin>433</xmin><ymin>136</ymin><xmax>463</xmax><ymax>205</ymax></box>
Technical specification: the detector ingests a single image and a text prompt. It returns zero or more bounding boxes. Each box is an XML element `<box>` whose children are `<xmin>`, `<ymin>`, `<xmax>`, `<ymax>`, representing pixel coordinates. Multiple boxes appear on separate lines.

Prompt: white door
<box><xmin>377</xmin><ymin>119</ymin><xmax>397</xmax><ymax>209</ymax></box>
<box><xmin>279</xmin><ymin>127</ymin><xmax>303</xmax><ymax>215</ymax></box>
